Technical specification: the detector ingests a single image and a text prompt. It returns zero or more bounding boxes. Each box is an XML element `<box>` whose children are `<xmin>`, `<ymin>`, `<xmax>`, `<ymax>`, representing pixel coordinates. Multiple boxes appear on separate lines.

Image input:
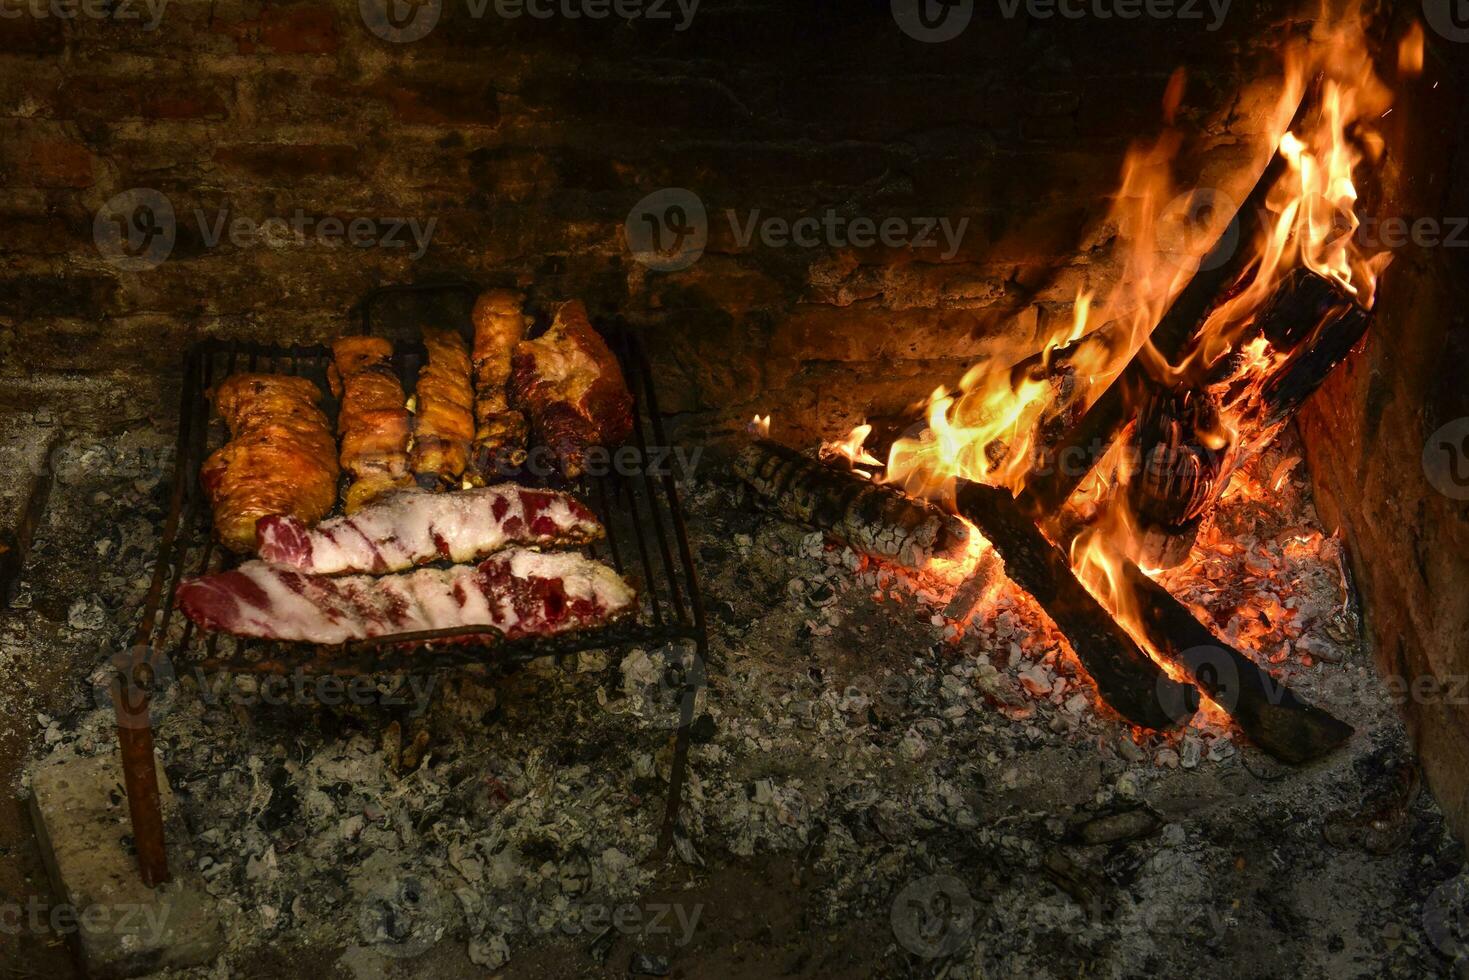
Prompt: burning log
<box><xmin>1118</xmin><ymin>560</ymin><xmax>1355</xmax><ymax>763</ymax></box>
<box><xmin>956</xmin><ymin>477</ymin><xmax>1352</xmax><ymax>756</ymax></box>
<box><xmin>734</xmin><ymin>439</ymin><xmax>970</xmax><ymax>569</ymax></box>
<box><xmin>1124</xmin><ymin>268</ymin><xmax>1371</xmax><ymax>567</ymax></box>
<box><xmin>954</xmin><ymin>480</ymin><xmax>1198</xmax><ymax>732</ymax></box>
<box><xmin>1124</xmin><ymin>386</ymin><xmax>1233</xmax><ymax>569</ymax></box>
<box><xmin>943</xmin><ymin>547</ymin><xmax>1003</xmax><ymax>622</ymax></box>
<box><xmin>1021</xmin><ymin>84</ymin><xmax>1319</xmax><ymax>517</ymax></box>
<box><xmin>1255</xmin><ymin>269</ymin><xmax>1373</xmax><ymax>428</ymax></box>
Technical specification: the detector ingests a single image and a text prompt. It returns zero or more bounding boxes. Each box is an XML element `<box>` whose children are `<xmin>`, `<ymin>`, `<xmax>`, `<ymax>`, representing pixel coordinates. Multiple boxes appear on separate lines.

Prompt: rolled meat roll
<box><xmin>328</xmin><ymin>336</ymin><xmax>413</xmax><ymax>513</ymax></box>
<box><xmin>409</xmin><ymin>326</ymin><xmax>475</xmax><ymax>489</ymax></box>
<box><xmin>200</xmin><ymin>373</ymin><xmax>339</xmax><ymax>554</ymax></box>
<box><xmin>468</xmin><ymin>289</ymin><xmax>530</xmax><ymax>483</ymax></box>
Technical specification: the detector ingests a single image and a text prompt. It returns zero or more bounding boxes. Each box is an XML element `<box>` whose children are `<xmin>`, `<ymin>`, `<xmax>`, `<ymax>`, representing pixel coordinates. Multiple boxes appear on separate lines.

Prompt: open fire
<box><xmin>747</xmin><ymin>4</ymin><xmax>1423</xmax><ymax>751</ymax></box>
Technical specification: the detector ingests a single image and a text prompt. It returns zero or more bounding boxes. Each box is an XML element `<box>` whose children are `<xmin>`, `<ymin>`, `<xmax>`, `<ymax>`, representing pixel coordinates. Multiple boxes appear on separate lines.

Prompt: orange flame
<box><xmin>822</xmin><ymin>7</ymin><xmax>1407</xmax><ymax>729</ymax></box>
<box><xmin>821</xmin><ymin>422</ymin><xmax>882</xmax><ymax>477</ymax></box>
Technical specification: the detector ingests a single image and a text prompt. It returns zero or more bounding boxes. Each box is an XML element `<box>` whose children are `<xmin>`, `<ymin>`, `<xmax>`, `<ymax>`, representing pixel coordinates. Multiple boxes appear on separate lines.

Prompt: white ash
<box><xmin>4</xmin><ymin>427</ymin><xmax>1461</xmax><ymax>977</ymax></box>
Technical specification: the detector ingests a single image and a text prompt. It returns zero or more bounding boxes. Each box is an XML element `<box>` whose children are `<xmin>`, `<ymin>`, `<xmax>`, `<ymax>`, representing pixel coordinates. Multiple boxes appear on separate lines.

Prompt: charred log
<box><xmin>954</xmin><ymin>480</ymin><xmax>1197</xmax><ymax>732</ymax></box>
<box><xmin>1256</xmin><ymin>274</ymin><xmax>1373</xmax><ymax>428</ymax></box>
<box><xmin>1124</xmin><ymin>386</ymin><xmax>1234</xmax><ymax>568</ymax></box>
<box><xmin>734</xmin><ymin>439</ymin><xmax>970</xmax><ymax>569</ymax></box>
<box><xmin>1123</xmin><ymin>269</ymin><xmax>1371</xmax><ymax>567</ymax></box>
<box><xmin>1118</xmin><ymin>559</ymin><xmax>1355</xmax><ymax>764</ymax></box>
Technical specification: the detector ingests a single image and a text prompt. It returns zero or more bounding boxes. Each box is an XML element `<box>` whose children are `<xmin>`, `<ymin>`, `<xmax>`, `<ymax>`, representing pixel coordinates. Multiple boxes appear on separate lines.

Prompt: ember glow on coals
<box><xmin>786</xmin><ymin>4</ymin><xmax>1412</xmax><ymax>733</ymax></box>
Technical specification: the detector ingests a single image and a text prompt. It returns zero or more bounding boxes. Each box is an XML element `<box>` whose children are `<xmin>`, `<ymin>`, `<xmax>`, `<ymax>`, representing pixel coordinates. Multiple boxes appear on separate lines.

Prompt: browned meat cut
<box><xmin>510</xmin><ymin>300</ymin><xmax>634</xmax><ymax>478</ymax></box>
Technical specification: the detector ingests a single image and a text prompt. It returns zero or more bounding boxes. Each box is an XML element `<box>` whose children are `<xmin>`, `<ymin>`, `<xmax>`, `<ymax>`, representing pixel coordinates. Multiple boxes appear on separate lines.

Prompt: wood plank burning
<box><xmin>733</xmin><ymin>439</ymin><xmax>971</xmax><ymax>569</ymax></box>
<box><xmin>954</xmin><ymin>480</ymin><xmax>1198</xmax><ymax>732</ymax></box>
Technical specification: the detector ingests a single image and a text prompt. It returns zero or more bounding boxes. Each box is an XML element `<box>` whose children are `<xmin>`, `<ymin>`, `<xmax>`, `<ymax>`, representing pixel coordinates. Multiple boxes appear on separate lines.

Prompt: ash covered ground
<box><xmin>4</xmin><ymin>424</ymin><xmax>1468</xmax><ymax>979</ymax></box>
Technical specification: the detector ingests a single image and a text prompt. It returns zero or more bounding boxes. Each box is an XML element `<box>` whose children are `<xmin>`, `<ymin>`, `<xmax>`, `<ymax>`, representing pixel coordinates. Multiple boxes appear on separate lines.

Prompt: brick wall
<box><xmin>1300</xmin><ymin>21</ymin><xmax>1469</xmax><ymax>842</ymax></box>
<box><xmin>0</xmin><ymin>0</ymin><xmax>1311</xmax><ymax>441</ymax></box>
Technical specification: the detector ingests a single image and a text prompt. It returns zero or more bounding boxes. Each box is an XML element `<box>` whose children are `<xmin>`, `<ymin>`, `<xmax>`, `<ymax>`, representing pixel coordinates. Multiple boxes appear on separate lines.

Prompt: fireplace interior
<box><xmin>3</xmin><ymin>0</ymin><xmax>1469</xmax><ymax>977</ymax></box>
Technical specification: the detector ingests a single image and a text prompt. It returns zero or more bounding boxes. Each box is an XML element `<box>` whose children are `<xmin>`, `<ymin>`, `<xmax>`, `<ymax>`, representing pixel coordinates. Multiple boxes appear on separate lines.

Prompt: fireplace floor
<box><xmin>3</xmin><ymin>424</ymin><xmax>1464</xmax><ymax>978</ymax></box>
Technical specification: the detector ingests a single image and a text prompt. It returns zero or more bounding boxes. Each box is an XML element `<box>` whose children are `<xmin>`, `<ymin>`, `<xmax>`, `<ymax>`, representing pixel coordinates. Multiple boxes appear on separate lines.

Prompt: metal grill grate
<box><xmin>133</xmin><ymin>283</ymin><xmax>706</xmax><ymax>676</ymax></box>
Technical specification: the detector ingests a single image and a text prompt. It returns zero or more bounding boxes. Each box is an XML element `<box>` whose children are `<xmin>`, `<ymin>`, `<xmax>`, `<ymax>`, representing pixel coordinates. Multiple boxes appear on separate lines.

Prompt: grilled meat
<box><xmin>257</xmin><ymin>484</ymin><xmax>603</xmax><ymax>576</ymax></box>
<box><xmin>410</xmin><ymin>327</ymin><xmax>475</xmax><ymax>489</ymax></box>
<box><xmin>176</xmin><ymin>548</ymin><xmax>636</xmax><ymax>645</ymax></box>
<box><xmin>200</xmin><ymin>373</ymin><xmax>339</xmax><ymax>554</ymax></box>
<box><xmin>510</xmin><ymin>300</ymin><xmax>634</xmax><ymax>478</ymax></box>
<box><xmin>468</xmin><ymin>289</ymin><xmax>531</xmax><ymax>482</ymax></box>
<box><xmin>328</xmin><ymin>336</ymin><xmax>413</xmax><ymax>513</ymax></box>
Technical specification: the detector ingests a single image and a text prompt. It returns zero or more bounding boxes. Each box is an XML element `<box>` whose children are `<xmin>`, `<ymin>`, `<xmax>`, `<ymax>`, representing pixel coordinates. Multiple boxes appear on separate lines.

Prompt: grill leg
<box><xmin>655</xmin><ymin>641</ymin><xmax>703</xmax><ymax>859</ymax></box>
<box><xmin>112</xmin><ymin>647</ymin><xmax>171</xmax><ymax>887</ymax></box>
